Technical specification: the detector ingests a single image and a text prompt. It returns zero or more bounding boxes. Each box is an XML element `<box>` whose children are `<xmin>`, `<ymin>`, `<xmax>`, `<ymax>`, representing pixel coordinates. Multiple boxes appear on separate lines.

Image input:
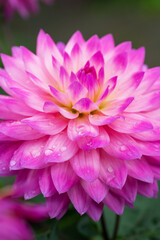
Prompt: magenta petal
<box><xmin>103</xmin><ymin>130</ymin><xmax>142</xmax><ymax>160</ymax></box>
<box><xmin>77</xmin><ymin>127</ymin><xmax>110</xmax><ymax>151</ymax></box>
<box><xmin>81</xmin><ymin>179</ymin><xmax>108</xmax><ymax>203</ymax></box>
<box><xmin>103</xmin><ymin>191</ymin><xmax>125</xmax><ymax>215</ymax></box>
<box><xmin>114</xmin><ymin>177</ymin><xmax>137</xmax><ymax>203</ymax></box>
<box><xmin>70</xmin><ymin>149</ymin><xmax>100</xmax><ymax>182</ymax></box>
<box><xmin>137</xmin><ymin>180</ymin><xmax>158</xmax><ymax>198</ymax></box>
<box><xmin>44</xmin><ymin>131</ymin><xmax>78</xmax><ymax>163</ymax></box>
<box><xmin>39</xmin><ymin>168</ymin><xmax>57</xmax><ymax>197</ymax></box>
<box><xmin>0</xmin><ymin>121</ymin><xmax>44</xmax><ymax>140</ymax></box>
<box><xmin>87</xmin><ymin>201</ymin><xmax>103</xmax><ymax>222</ymax></box>
<box><xmin>51</xmin><ymin>162</ymin><xmax>78</xmax><ymax>194</ymax></box>
<box><xmin>22</xmin><ymin>113</ymin><xmax>68</xmax><ymax>135</ymax></box>
<box><xmin>100</xmin><ymin>150</ymin><xmax>127</xmax><ymax>189</ymax></box>
<box><xmin>85</xmin><ymin>35</ymin><xmax>100</xmax><ymax>55</ymax></box>
<box><xmin>126</xmin><ymin>157</ymin><xmax>154</xmax><ymax>183</ymax></box>
<box><xmin>0</xmin><ymin>143</ymin><xmax>20</xmax><ymax>176</ymax></box>
<box><xmin>46</xmin><ymin>193</ymin><xmax>70</xmax><ymax>218</ymax></box>
<box><xmin>68</xmin><ymin>183</ymin><xmax>90</xmax><ymax>215</ymax></box>
<box><xmin>67</xmin><ymin>116</ymin><xmax>99</xmax><ymax>141</ymax></box>
<box><xmin>73</xmin><ymin>98</ymin><xmax>98</xmax><ymax>113</ymax></box>
<box><xmin>109</xmin><ymin>113</ymin><xmax>153</xmax><ymax>133</ymax></box>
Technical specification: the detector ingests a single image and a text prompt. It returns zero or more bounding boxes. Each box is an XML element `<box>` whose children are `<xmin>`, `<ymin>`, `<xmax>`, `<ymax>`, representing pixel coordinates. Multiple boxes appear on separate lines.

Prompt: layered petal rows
<box><xmin>1</xmin><ymin>30</ymin><xmax>160</xmax><ymax>221</ymax></box>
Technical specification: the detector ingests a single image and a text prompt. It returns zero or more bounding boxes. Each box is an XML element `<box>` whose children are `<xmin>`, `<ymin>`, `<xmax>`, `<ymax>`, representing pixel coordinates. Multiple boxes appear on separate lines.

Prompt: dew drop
<box><xmin>77</xmin><ymin>125</ymin><xmax>85</xmax><ymax>135</ymax></box>
<box><xmin>31</xmin><ymin>151</ymin><xmax>40</xmax><ymax>158</ymax></box>
<box><xmin>120</xmin><ymin>145</ymin><xmax>128</xmax><ymax>151</ymax></box>
<box><xmin>45</xmin><ymin>149</ymin><xmax>53</xmax><ymax>156</ymax></box>
<box><xmin>108</xmin><ymin>166</ymin><xmax>113</xmax><ymax>173</ymax></box>
<box><xmin>60</xmin><ymin>146</ymin><xmax>67</xmax><ymax>152</ymax></box>
<box><xmin>10</xmin><ymin>160</ymin><xmax>16</xmax><ymax>167</ymax></box>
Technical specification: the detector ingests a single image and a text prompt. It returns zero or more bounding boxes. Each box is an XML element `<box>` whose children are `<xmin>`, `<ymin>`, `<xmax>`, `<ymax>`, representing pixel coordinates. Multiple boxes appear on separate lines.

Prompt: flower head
<box><xmin>0</xmin><ymin>0</ymin><xmax>53</xmax><ymax>20</ymax></box>
<box><xmin>0</xmin><ymin>196</ymin><xmax>48</xmax><ymax>240</ymax></box>
<box><xmin>0</xmin><ymin>30</ymin><xmax>160</xmax><ymax>221</ymax></box>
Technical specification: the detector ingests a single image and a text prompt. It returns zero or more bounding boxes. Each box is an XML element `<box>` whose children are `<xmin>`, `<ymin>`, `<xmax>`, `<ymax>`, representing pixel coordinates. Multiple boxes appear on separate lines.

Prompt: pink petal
<box><xmin>0</xmin><ymin>103</ymin><xmax>23</xmax><ymax>120</ymax></box>
<box><xmin>85</xmin><ymin>35</ymin><xmax>100</xmax><ymax>56</ymax></box>
<box><xmin>81</xmin><ymin>179</ymin><xmax>108</xmax><ymax>203</ymax></box>
<box><xmin>136</xmin><ymin>140</ymin><xmax>160</xmax><ymax>156</ymax></box>
<box><xmin>73</xmin><ymin>98</ymin><xmax>98</xmax><ymax>113</ymax></box>
<box><xmin>100</xmin><ymin>97</ymin><xmax>134</xmax><ymax>116</ymax></box>
<box><xmin>49</xmin><ymin>85</ymin><xmax>70</xmax><ymax>105</ymax></box>
<box><xmin>67</xmin><ymin>81</ymin><xmax>88</xmax><ymax>104</ymax></box>
<box><xmin>87</xmin><ymin>201</ymin><xmax>103</xmax><ymax>222</ymax></box>
<box><xmin>65</xmin><ymin>31</ymin><xmax>85</xmax><ymax>54</ymax></box>
<box><xmin>59</xmin><ymin>66</ymin><xmax>70</xmax><ymax>90</ymax></box>
<box><xmin>10</xmin><ymin>137</ymin><xmax>48</xmax><ymax>170</ymax></box>
<box><xmin>71</xmin><ymin>43</ymin><xmax>83</xmax><ymax>71</ymax></box>
<box><xmin>109</xmin><ymin>113</ymin><xmax>153</xmax><ymax>133</ymax></box>
<box><xmin>51</xmin><ymin>162</ymin><xmax>78</xmax><ymax>194</ymax></box>
<box><xmin>89</xmin><ymin>112</ymin><xmax>119</xmax><ymax>126</ymax></box>
<box><xmin>105</xmin><ymin>52</ymin><xmax>128</xmax><ymax>79</ymax></box>
<box><xmin>70</xmin><ymin>149</ymin><xmax>100</xmax><ymax>182</ymax></box>
<box><xmin>22</xmin><ymin>113</ymin><xmax>68</xmax><ymax>135</ymax></box>
<box><xmin>0</xmin><ymin>95</ymin><xmax>38</xmax><ymax>116</ymax></box>
<box><xmin>67</xmin><ymin>116</ymin><xmax>99</xmax><ymax>141</ymax></box>
<box><xmin>126</xmin><ymin>157</ymin><xmax>154</xmax><ymax>183</ymax></box>
<box><xmin>103</xmin><ymin>130</ymin><xmax>142</xmax><ymax>160</ymax></box>
<box><xmin>126</xmin><ymin>91</ymin><xmax>160</xmax><ymax>112</ymax></box>
<box><xmin>44</xmin><ymin>131</ymin><xmax>78</xmax><ymax>163</ymax></box>
<box><xmin>39</xmin><ymin>167</ymin><xmax>57</xmax><ymax>197</ymax></box>
<box><xmin>100</xmin><ymin>34</ymin><xmax>114</xmax><ymax>54</ymax></box>
<box><xmin>100</xmin><ymin>150</ymin><xmax>128</xmax><ymax>189</ymax></box>
<box><xmin>103</xmin><ymin>191</ymin><xmax>125</xmax><ymax>215</ymax></box>
<box><xmin>0</xmin><ymin>121</ymin><xmax>44</xmax><ymax>140</ymax></box>
<box><xmin>90</xmin><ymin>51</ymin><xmax>104</xmax><ymax>71</ymax></box>
<box><xmin>68</xmin><ymin>183</ymin><xmax>90</xmax><ymax>215</ymax></box>
<box><xmin>46</xmin><ymin>193</ymin><xmax>70</xmax><ymax>218</ymax></box>
<box><xmin>77</xmin><ymin>127</ymin><xmax>110</xmax><ymax>151</ymax></box>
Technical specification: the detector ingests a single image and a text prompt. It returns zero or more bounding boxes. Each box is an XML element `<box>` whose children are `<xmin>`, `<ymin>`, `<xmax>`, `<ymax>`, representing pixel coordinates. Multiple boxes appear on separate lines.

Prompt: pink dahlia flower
<box><xmin>0</xmin><ymin>197</ymin><xmax>48</xmax><ymax>240</ymax></box>
<box><xmin>0</xmin><ymin>30</ymin><xmax>160</xmax><ymax>221</ymax></box>
<box><xmin>0</xmin><ymin>0</ymin><xmax>53</xmax><ymax>19</ymax></box>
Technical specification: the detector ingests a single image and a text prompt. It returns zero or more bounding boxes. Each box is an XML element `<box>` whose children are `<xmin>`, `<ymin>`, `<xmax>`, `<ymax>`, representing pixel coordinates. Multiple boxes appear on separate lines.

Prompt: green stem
<box><xmin>100</xmin><ymin>213</ymin><xmax>110</xmax><ymax>240</ymax></box>
<box><xmin>112</xmin><ymin>215</ymin><xmax>120</xmax><ymax>240</ymax></box>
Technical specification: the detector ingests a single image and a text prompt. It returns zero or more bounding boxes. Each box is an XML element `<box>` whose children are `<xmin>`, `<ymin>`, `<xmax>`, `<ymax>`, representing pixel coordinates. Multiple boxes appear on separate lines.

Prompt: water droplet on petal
<box><xmin>77</xmin><ymin>125</ymin><xmax>85</xmax><ymax>135</ymax></box>
<box><xmin>45</xmin><ymin>149</ymin><xmax>53</xmax><ymax>156</ymax></box>
<box><xmin>60</xmin><ymin>146</ymin><xmax>67</xmax><ymax>152</ymax></box>
<box><xmin>108</xmin><ymin>166</ymin><xmax>113</xmax><ymax>173</ymax></box>
<box><xmin>120</xmin><ymin>145</ymin><xmax>128</xmax><ymax>151</ymax></box>
<box><xmin>10</xmin><ymin>160</ymin><xmax>16</xmax><ymax>167</ymax></box>
<box><xmin>31</xmin><ymin>151</ymin><xmax>40</xmax><ymax>158</ymax></box>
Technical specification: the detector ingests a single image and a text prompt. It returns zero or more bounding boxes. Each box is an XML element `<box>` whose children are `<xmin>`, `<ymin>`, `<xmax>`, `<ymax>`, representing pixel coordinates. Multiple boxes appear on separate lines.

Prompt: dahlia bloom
<box><xmin>0</xmin><ymin>30</ymin><xmax>160</xmax><ymax>221</ymax></box>
<box><xmin>0</xmin><ymin>0</ymin><xmax>53</xmax><ymax>19</ymax></box>
<box><xmin>0</xmin><ymin>197</ymin><xmax>48</xmax><ymax>240</ymax></box>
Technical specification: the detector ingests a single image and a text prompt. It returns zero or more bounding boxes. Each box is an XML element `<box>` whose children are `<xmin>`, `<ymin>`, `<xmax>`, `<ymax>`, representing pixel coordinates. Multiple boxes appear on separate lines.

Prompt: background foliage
<box><xmin>0</xmin><ymin>0</ymin><xmax>160</xmax><ymax>239</ymax></box>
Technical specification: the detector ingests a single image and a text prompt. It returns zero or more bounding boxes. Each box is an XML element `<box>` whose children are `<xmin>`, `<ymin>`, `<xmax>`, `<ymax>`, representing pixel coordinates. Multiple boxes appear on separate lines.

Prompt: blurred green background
<box><xmin>1</xmin><ymin>0</ymin><xmax>160</xmax><ymax>239</ymax></box>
